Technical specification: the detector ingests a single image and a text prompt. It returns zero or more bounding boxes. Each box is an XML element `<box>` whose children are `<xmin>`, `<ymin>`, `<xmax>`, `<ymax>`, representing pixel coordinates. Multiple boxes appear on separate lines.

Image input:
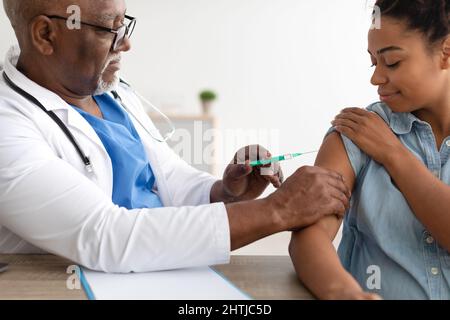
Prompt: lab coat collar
<box><xmin>3</xmin><ymin>45</ymin><xmax>106</xmax><ymax>151</ymax></box>
<box><xmin>4</xmin><ymin>45</ymin><xmax>72</xmax><ymax>112</ymax></box>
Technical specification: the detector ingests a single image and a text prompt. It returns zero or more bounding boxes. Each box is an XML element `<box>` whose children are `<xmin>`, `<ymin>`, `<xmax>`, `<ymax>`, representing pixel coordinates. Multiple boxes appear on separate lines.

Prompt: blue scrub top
<box><xmin>72</xmin><ymin>93</ymin><xmax>163</xmax><ymax>210</ymax></box>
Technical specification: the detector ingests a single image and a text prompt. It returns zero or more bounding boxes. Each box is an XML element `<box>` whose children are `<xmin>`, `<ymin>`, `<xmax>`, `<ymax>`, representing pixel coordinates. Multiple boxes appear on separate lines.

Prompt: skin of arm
<box><xmin>225</xmin><ymin>163</ymin><xmax>351</xmax><ymax>251</ymax></box>
<box><xmin>210</xmin><ymin>144</ymin><xmax>352</xmax><ymax>251</ymax></box>
<box><xmin>289</xmin><ymin>133</ymin><xmax>381</xmax><ymax>300</ymax></box>
<box><xmin>334</xmin><ymin>108</ymin><xmax>450</xmax><ymax>252</ymax></box>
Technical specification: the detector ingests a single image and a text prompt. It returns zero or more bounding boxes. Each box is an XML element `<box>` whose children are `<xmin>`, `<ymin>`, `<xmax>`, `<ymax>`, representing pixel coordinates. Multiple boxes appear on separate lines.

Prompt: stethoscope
<box><xmin>2</xmin><ymin>71</ymin><xmax>175</xmax><ymax>173</ymax></box>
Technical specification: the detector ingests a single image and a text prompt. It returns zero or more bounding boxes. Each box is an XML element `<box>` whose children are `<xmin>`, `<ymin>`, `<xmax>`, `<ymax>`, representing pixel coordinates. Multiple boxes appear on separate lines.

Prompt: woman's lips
<box><xmin>379</xmin><ymin>91</ymin><xmax>400</xmax><ymax>102</ymax></box>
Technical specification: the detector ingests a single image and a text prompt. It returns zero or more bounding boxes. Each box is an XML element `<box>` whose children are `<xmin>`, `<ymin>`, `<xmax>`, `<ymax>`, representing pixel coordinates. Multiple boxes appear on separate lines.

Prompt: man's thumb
<box><xmin>228</xmin><ymin>161</ymin><xmax>252</xmax><ymax>179</ymax></box>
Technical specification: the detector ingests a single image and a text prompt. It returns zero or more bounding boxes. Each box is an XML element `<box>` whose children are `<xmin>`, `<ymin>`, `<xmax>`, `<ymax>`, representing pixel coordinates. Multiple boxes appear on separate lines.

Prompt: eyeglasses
<box><xmin>46</xmin><ymin>14</ymin><xmax>137</xmax><ymax>51</ymax></box>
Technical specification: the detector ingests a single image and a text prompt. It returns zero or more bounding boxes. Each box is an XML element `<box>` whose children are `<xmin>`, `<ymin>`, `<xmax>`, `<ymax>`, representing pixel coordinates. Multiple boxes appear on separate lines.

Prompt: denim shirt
<box><xmin>327</xmin><ymin>102</ymin><xmax>450</xmax><ymax>300</ymax></box>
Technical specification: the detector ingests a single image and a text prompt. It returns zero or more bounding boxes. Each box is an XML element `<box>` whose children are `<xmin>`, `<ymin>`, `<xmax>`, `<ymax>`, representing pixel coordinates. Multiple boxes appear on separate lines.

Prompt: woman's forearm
<box><xmin>384</xmin><ymin>146</ymin><xmax>450</xmax><ymax>250</ymax></box>
<box><xmin>289</xmin><ymin>223</ymin><xmax>362</xmax><ymax>299</ymax></box>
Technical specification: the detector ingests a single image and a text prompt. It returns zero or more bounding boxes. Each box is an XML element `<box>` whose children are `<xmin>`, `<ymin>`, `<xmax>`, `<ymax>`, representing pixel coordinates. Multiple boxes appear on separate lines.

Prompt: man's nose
<box><xmin>114</xmin><ymin>37</ymin><xmax>132</xmax><ymax>53</ymax></box>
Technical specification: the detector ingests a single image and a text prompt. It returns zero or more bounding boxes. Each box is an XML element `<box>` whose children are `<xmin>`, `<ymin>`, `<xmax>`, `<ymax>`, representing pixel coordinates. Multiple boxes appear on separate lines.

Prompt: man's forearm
<box><xmin>216</xmin><ymin>164</ymin><xmax>352</xmax><ymax>251</ymax></box>
<box><xmin>225</xmin><ymin>198</ymin><xmax>284</xmax><ymax>250</ymax></box>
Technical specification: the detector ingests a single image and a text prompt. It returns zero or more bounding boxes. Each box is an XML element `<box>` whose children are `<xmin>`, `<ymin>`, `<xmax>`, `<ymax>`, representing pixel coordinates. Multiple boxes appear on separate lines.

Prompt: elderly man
<box><xmin>0</xmin><ymin>0</ymin><xmax>349</xmax><ymax>273</ymax></box>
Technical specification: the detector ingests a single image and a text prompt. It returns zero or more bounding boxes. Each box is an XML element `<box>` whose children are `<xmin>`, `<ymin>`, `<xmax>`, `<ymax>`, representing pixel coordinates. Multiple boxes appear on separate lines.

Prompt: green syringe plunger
<box><xmin>249</xmin><ymin>150</ymin><xmax>318</xmax><ymax>167</ymax></box>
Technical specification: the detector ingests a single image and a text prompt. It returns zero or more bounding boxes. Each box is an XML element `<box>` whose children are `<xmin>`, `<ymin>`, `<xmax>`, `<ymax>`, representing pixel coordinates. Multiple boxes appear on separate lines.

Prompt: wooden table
<box><xmin>0</xmin><ymin>255</ymin><xmax>314</xmax><ymax>300</ymax></box>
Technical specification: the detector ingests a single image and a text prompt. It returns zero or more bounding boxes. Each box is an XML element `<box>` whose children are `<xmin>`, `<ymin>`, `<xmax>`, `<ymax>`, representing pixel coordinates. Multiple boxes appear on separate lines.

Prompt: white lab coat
<box><xmin>0</xmin><ymin>46</ymin><xmax>230</xmax><ymax>273</ymax></box>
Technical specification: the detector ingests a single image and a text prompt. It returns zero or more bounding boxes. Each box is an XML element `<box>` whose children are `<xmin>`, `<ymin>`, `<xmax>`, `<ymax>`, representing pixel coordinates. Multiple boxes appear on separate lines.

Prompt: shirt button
<box><xmin>446</xmin><ymin>140</ymin><xmax>450</xmax><ymax>147</ymax></box>
<box><xmin>426</xmin><ymin>236</ymin><xmax>435</xmax><ymax>244</ymax></box>
<box><xmin>431</xmin><ymin>267</ymin><xmax>439</xmax><ymax>276</ymax></box>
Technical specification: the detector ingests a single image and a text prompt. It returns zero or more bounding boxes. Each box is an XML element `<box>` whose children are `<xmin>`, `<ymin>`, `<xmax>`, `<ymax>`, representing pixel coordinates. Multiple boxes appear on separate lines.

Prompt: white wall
<box><xmin>0</xmin><ymin>0</ymin><xmax>378</xmax><ymax>255</ymax></box>
<box><xmin>0</xmin><ymin>5</ymin><xmax>15</xmax><ymax>54</ymax></box>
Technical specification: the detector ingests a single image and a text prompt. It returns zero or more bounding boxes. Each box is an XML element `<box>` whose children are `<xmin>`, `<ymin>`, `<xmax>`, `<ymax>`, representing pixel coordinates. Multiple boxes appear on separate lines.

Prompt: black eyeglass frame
<box><xmin>46</xmin><ymin>14</ymin><xmax>137</xmax><ymax>51</ymax></box>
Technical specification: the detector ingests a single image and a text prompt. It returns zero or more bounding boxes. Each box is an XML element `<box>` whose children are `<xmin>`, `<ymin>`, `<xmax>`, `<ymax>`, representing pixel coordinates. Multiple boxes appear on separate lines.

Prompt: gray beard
<box><xmin>93</xmin><ymin>54</ymin><xmax>121</xmax><ymax>96</ymax></box>
<box><xmin>93</xmin><ymin>73</ymin><xmax>120</xmax><ymax>96</ymax></box>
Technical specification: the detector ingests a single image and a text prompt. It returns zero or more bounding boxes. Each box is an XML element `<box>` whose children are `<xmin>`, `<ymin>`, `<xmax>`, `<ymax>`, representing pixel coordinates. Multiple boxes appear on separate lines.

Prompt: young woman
<box><xmin>290</xmin><ymin>0</ymin><xmax>450</xmax><ymax>300</ymax></box>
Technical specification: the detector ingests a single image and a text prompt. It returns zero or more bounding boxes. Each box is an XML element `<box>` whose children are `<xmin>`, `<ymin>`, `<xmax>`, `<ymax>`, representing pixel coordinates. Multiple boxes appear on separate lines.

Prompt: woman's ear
<box><xmin>440</xmin><ymin>36</ymin><xmax>450</xmax><ymax>69</ymax></box>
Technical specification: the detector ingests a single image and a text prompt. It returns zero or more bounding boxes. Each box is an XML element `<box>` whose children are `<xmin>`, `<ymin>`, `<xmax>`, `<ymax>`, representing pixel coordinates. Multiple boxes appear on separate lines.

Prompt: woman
<box><xmin>290</xmin><ymin>0</ymin><xmax>450</xmax><ymax>299</ymax></box>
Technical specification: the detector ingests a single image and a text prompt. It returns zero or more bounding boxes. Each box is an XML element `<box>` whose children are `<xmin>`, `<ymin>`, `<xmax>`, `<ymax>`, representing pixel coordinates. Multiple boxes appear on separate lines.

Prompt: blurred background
<box><xmin>0</xmin><ymin>0</ymin><xmax>378</xmax><ymax>255</ymax></box>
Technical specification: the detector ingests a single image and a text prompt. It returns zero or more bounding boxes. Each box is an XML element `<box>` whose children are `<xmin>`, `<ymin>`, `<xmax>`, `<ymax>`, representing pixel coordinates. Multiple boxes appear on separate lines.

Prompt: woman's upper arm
<box><xmin>311</xmin><ymin>132</ymin><xmax>357</xmax><ymax>238</ymax></box>
<box><xmin>315</xmin><ymin>132</ymin><xmax>356</xmax><ymax>191</ymax></box>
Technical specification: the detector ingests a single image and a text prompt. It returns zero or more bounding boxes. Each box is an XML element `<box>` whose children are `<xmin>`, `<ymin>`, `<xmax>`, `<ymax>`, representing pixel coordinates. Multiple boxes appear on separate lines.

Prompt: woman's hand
<box><xmin>331</xmin><ymin>108</ymin><xmax>404</xmax><ymax>165</ymax></box>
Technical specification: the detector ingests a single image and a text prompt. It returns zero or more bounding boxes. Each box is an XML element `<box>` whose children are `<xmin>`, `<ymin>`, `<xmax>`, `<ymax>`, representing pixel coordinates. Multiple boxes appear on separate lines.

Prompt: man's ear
<box><xmin>29</xmin><ymin>16</ymin><xmax>56</xmax><ymax>56</ymax></box>
<box><xmin>441</xmin><ymin>36</ymin><xmax>450</xmax><ymax>69</ymax></box>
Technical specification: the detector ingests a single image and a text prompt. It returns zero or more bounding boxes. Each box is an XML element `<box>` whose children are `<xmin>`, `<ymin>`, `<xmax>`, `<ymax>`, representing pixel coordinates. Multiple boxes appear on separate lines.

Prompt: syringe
<box><xmin>249</xmin><ymin>150</ymin><xmax>318</xmax><ymax>167</ymax></box>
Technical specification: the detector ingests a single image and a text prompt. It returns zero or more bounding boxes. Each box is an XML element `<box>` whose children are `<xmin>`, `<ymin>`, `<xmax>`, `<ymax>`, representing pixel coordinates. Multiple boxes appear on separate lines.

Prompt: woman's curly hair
<box><xmin>375</xmin><ymin>0</ymin><xmax>450</xmax><ymax>45</ymax></box>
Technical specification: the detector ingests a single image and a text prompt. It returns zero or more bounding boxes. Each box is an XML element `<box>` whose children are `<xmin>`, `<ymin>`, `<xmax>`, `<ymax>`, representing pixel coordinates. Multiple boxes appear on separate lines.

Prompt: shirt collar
<box><xmin>383</xmin><ymin>104</ymin><xmax>425</xmax><ymax>135</ymax></box>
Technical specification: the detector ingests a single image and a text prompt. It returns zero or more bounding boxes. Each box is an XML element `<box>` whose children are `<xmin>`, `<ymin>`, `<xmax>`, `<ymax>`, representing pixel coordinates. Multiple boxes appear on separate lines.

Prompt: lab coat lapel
<box><xmin>63</xmin><ymin>107</ymin><xmax>106</xmax><ymax>151</ymax></box>
<box><xmin>123</xmin><ymin>95</ymin><xmax>174</xmax><ymax>207</ymax></box>
<box><xmin>143</xmin><ymin>132</ymin><xmax>173</xmax><ymax>207</ymax></box>
<box><xmin>4</xmin><ymin>47</ymin><xmax>108</xmax><ymax>153</ymax></box>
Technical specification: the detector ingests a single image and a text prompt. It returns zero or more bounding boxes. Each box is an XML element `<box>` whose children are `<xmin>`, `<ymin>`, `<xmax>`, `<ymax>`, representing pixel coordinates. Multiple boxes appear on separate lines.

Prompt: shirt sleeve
<box><xmin>326</xmin><ymin>129</ymin><xmax>371</xmax><ymax>180</ymax></box>
<box><xmin>0</xmin><ymin>102</ymin><xmax>230</xmax><ymax>273</ymax></box>
<box><xmin>324</xmin><ymin>128</ymin><xmax>368</xmax><ymax>178</ymax></box>
<box><xmin>324</xmin><ymin>102</ymin><xmax>391</xmax><ymax>178</ymax></box>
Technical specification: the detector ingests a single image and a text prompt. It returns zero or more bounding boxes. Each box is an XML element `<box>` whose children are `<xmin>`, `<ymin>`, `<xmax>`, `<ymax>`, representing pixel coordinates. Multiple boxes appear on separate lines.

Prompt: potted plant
<box><xmin>199</xmin><ymin>90</ymin><xmax>217</xmax><ymax>115</ymax></box>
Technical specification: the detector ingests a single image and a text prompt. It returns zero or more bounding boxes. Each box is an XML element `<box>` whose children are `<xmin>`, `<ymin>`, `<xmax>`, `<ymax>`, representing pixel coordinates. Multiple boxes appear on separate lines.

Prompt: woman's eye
<box><xmin>370</xmin><ymin>63</ymin><xmax>377</xmax><ymax>68</ymax></box>
<box><xmin>386</xmin><ymin>61</ymin><xmax>400</xmax><ymax>69</ymax></box>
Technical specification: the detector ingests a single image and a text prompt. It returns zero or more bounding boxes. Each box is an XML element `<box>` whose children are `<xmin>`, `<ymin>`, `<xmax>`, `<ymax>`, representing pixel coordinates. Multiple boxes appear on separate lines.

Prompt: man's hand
<box><xmin>211</xmin><ymin>145</ymin><xmax>284</xmax><ymax>203</ymax></box>
<box><xmin>267</xmin><ymin>166</ymin><xmax>351</xmax><ymax>231</ymax></box>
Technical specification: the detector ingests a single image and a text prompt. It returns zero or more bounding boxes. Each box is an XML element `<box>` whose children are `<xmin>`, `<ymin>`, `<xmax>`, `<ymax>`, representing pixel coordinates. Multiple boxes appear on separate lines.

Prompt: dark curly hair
<box><xmin>375</xmin><ymin>0</ymin><xmax>450</xmax><ymax>45</ymax></box>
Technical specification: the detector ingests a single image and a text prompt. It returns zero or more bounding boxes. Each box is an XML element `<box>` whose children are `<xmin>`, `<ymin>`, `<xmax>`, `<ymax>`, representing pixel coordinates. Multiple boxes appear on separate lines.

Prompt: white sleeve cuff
<box><xmin>209</xmin><ymin>202</ymin><xmax>231</xmax><ymax>265</ymax></box>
